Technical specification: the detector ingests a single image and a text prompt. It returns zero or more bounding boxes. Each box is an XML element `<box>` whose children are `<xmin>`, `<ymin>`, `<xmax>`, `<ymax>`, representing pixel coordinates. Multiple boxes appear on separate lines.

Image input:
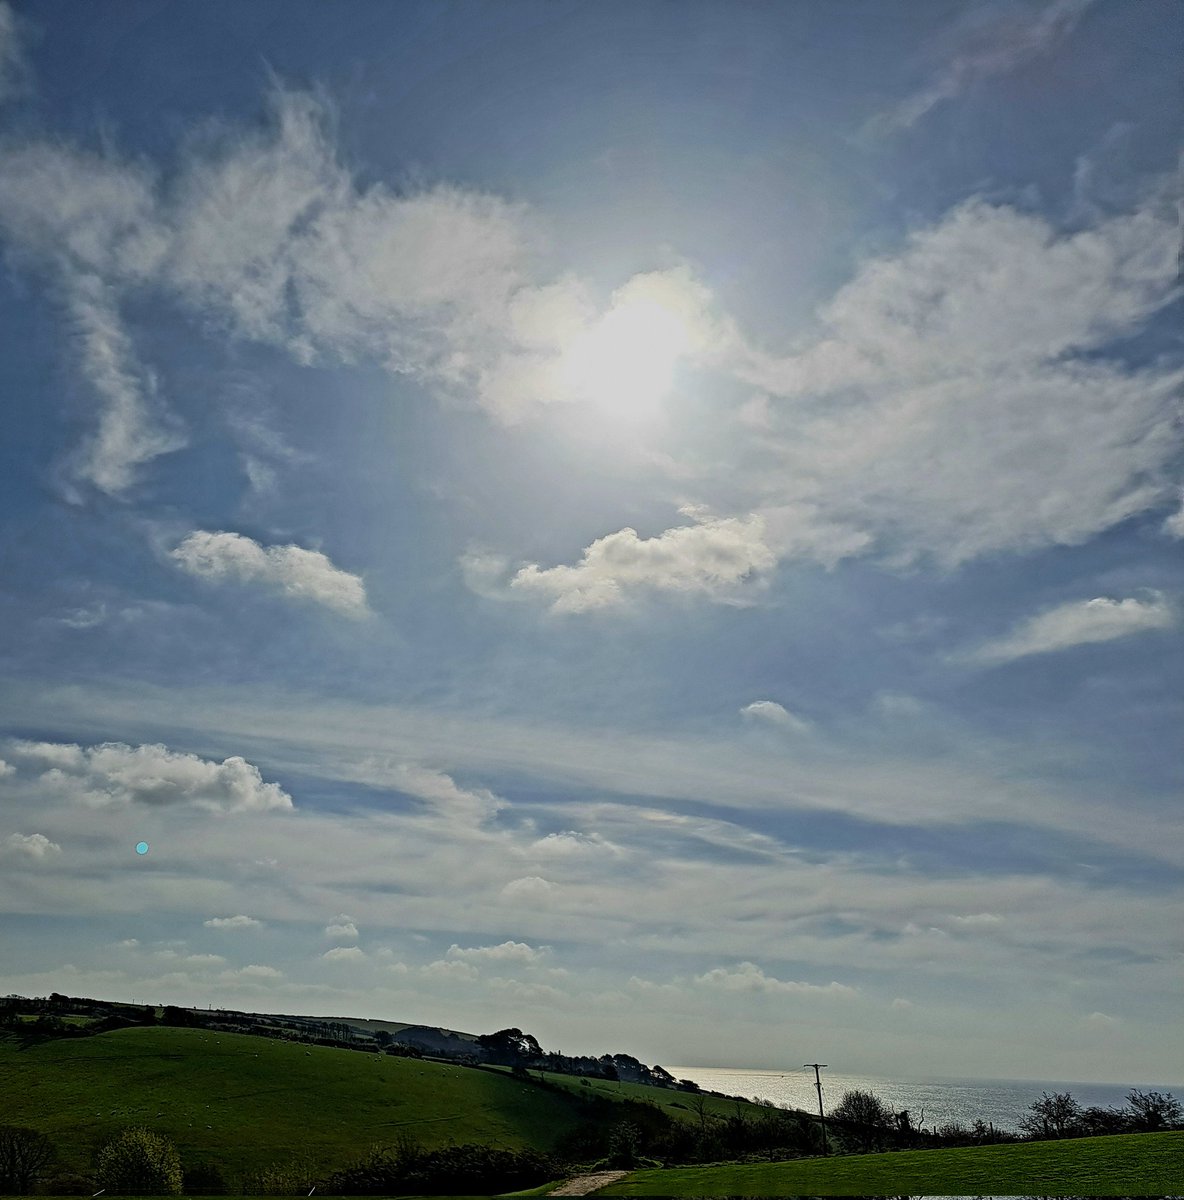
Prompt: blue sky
<box><xmin>1</xmin><ymin>0</ymin><xmax>1182</xmax><ymax>1084</ymax></box>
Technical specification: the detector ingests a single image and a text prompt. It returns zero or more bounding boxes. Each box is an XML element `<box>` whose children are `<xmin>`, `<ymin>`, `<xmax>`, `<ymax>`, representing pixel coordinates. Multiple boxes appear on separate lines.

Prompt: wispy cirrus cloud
<box><xmin>740</xmin><ymin>700</ymin><xmax>811</xmax><ymax>734</ymax></box>
<box><xmin>867</xmin><ymin>0</ymin><xmax>1098</xmax><ymax>136</ymax></box>
<box><xmin>0</xmin><ymin>85</ymin><xmax>605</xmax><ymax>496</ymax></box>
<box><xmin>733</xmin><ymin>195</ymin><xmax>1183</xmax><ymax>570</ymax></box>
<box><xmin>0</xmin><ymin>1</ymin><xmax>31</xmax><ymax>102</ymax></box>
<box><xmin>170</xmin><ymin>530</ymin><xmax>369</xmax><ymax>618</ymax></box>
<box><xmin>959</xmin><ymin>592</ymin><xmax>1176</xmax><ymax>665</ymax></box>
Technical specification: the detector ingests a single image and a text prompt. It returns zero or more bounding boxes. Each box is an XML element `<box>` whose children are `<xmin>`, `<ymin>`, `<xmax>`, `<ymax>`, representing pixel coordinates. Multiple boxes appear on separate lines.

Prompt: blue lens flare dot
<box><xmin>135</xmin><ymin>841</ymin><xmax>149</xmax><ymax>855</ymax></box>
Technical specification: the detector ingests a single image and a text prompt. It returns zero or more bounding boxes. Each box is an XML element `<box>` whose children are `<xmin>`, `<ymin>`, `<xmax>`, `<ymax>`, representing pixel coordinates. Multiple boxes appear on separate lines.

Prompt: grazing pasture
<box><xmin>599</xmin><ymin>1129</ymin><xmax>1184</xmax><ymax>1195</ymax></box>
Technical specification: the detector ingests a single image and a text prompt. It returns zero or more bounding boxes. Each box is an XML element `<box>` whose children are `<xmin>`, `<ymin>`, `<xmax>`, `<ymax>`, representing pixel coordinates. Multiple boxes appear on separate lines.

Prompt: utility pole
<box><xmin>804</xmin><ymin>1063</ymin><xmax>828</xmax><ymax>1155</ymax></box>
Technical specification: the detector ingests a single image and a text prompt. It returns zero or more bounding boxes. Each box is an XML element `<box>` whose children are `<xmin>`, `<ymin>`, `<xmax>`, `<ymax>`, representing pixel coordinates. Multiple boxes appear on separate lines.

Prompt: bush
<box><xmin>95</xmin><ymin>1127</ymin><xmax>182</xmax><ymax>1195</ymax></box>
<box><xmin>608</xmin><ymin>1121</ymin><xmax>642</xmax><ymax>1167</ymax></box>
<box><xmin>182</xmin><ymin>1160</ymin><xmax>228</xmax><ymax>1194</ymax></box>
<box><xmin>242</xmin><ymin>1156</ymin><xmax>317</xmax><ymax>1195</ymax></box>
<box><xmin>0</xmin><ymin>1125</ymin><xmax>56</xmax><ymax>1194</ymax></box>
<box><xmin>325</xmin><ymin>1141</ymin><xmax>558</xmax><ymax>1195</ymax></box>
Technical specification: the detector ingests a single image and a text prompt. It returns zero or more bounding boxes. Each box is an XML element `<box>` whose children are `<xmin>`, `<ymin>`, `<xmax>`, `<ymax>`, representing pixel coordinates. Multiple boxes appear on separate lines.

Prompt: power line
<box><xmin>803</xmin><ymin>1063</ymin><xmax>829</xmax><ymax>1156</ymax></box>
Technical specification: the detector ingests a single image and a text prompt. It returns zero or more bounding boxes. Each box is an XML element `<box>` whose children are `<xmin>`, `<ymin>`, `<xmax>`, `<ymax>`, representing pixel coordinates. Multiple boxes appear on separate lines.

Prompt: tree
<box><xmin>475</xmin><ymin>1027</ymin><xmax>542</xmax><ymax>1065</ymax></box>
<box><xmin>831</xmin><ymin>1089</ymin><xmax>892</xmax><ymax>1151</ymax></box>
<box><xmin>832</xmin><ymin>1088</ymin><xmax>891</xmax><ymax>1127</ymax></box>
<box><xmin>0</xmin><ymin>1126</ymin><xmax>55</xmax><ymax>1194</ymax></box>
<box><xmin>95</xmin><ymin>1127</ymin><xmax>182</xmax><ymax>1195</ymax></box>
<box><xmin>1078</xmin><ymin>1105</ymin><xmax>1129</xmax><ymax>1136</ymax></box>
<box><xmin>1019</xmin><ymin>1091</ymin><xmax>1081</xmax><ymax>1139</ymax></box>
<box><xmin>1124</xmin><ymin>1089</ymin><xmax>1183</xmax><ymax>1132</ymax></box>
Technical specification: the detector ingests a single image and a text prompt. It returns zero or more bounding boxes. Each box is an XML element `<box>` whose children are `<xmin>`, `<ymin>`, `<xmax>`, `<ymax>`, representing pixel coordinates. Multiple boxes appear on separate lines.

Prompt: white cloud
<box><xmin>736</xmin><ymin>196</ymin><xmax>1183</xmax><ymax>568</ymax></box>
<box><xmin>382</xmin><ymin>764</ymin><xmax>505</xmax><ymax>823</ymax></box>
<box><xmin>63</xmin><ymin>275</ymin><xmax>186</xmax><ymax>495</ymax></box>
<box><xmin>868</xmin><ymin>0</ymin><xmax>1097</xmax><ymax>135</ymax></box>
<box><xmin>321</xmin><ymin>945</ymin><xmax>366</xmax><ymax>963</ymax></box>
<box><xmin>500</xmin><ymin>876</ymin><xmax>556</xmax><ymax>901</ymax></box>
<box><xmin>0</xmin><ymin>85</ymin><xmax>605</xmax><ymax>450</ymax></box>
<box><xmin>324</xmin><ymin>918</ymin><xmax>359</xmax><ymax>942</ymax></box>
<box><xmin>0</xmin><ymin>759</ymin><xmax>12</xmax><ymax>777</ymax></box>
<box><xmin>6</xmin><ymin>739</ymin><xmax>292</xmax><ymax>813</ymax></box>
<box><xmin>420</xmin><ymin>958</ymin><xmax>478</xmax><ymax>981</ymax></box>
<box><xmin>233</xmin><ymin>960</ymin><xmax>284</xmax><ymax>979</ymax></box>
<box><xmin>963</xmin><ymin>592</ymin><xmax>1176</xmax><ymax>665</ymax></box>
<box><xmin>528</xmin><ymin>831</ymin><xmax>623</xmax><ymax>858</ymax></box>
<box><xmin>508</xmin><ymin>509</ymin><xmax>776</xmax><ymax>613</ymax></box>
<box><xmin>170</xmin><ymin>530</ymin><xmax>369</xmax><ymax>618</ymax></box>
<box><xmin>0</xmin><ymin>143</ymin><xmax>181</xmax><ymax>494</ymax></box>
<box><xmin>445</xmin><ymin>940</ymin><xmax>547</xmax><ymax>964</ymax></box>
<box><xmin>153</xmin><ymin>950</ymin><xmax>226</xmax><ymax>969</ymax></box>
<box><xmin>1</xmin><ymin>832</ymin><xmax>62</xmax><ymax>860</ymax></box>
<box><xmin>695</xmin><ymin>961</ymin><xmax>857</xmax><ymax>997</ymax></box>
<box><xmin>203</xmin><ymin>914</ymin><xmax>261</xmax><ymax>930</ymax></box>
<box><xmin>740</xmin><ymin>700</ymin><xmax>810</xmax><ymax>733</ymax></box>
<box><xmin>947</xmin><ymin>912</ymin><xmax>1003</xmax><ymax>928</ymax></box>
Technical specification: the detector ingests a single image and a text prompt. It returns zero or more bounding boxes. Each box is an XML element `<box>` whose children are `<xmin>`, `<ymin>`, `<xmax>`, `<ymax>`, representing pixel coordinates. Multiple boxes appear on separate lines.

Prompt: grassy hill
<box><xmin>598</xmin><ymin>1129</ymin><xmax>1184</xmax><ymax>1195</ymax></box>
<box><xmin>484</xmin><ymin>1065</ymin><xmax>779</xmax><ymax>1127</ymax></box>
<box><xmin>0</xmin><ymin>1026</ymin><xmax>589</xmax><ymax>1180</ymax></box>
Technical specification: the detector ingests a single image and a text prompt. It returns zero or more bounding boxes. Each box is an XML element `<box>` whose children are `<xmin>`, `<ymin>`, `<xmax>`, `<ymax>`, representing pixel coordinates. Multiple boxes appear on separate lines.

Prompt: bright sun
<box><xmin>559</xmin><ymin>290</ymin><xmax>695</xmax><ymax>420</ymax></box>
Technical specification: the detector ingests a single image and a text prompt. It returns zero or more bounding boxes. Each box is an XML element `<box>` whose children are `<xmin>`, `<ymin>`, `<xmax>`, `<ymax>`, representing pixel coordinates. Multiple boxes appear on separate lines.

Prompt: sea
<box><xmin>667</xmin><ymin>1065</ymin><xmax>1184</xmax><ymax>1135</ymax></box>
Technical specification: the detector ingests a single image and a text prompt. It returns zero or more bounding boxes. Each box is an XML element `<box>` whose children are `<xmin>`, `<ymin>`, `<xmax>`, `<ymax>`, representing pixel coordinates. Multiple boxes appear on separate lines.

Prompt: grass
<box><xmin>485</xmin><ymin>1065</ymin><xmax>787</xmax><ymax>1127</ymax></box>
<box><xmin>598</xmin><ymin>1129</ymin><xmax>1184</xmax><ymax>1195</ymax></box>
<box><xmin>0</xmin><ymin>1026</ymin><xmax>590</xmax><ymax>1179</ymax></box>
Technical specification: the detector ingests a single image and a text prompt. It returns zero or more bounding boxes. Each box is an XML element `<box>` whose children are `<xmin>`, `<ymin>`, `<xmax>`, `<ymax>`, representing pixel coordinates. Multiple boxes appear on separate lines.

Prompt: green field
<box><xmin>485</xmin><ymin>1065</ymin><xmax>783</xmax><ymax>1127</ymax></box>
<box><xmin>0</xmin><ymin>1027</ymin><xmax>590</xmax><ymax>1179</ymax></box>
<box><xmin>599</xmin><ymin>1129</ymin><xmax>1184</xmax><ymax>1195</ymax></box>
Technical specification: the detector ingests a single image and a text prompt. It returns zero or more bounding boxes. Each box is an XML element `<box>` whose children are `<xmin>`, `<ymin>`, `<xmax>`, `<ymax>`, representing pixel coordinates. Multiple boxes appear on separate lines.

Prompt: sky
<box><xmin>0</xmin><ymin>0</ymin><xmax>1181</xmax><ymax>1086</ymax></box>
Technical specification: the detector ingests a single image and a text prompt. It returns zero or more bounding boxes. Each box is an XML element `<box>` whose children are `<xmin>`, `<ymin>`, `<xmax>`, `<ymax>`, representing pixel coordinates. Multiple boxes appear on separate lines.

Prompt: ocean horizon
<box><xmin>668</xmin><ymin>1065</ymin><xmax>1184</xmax><ymax>1133</ymax></box>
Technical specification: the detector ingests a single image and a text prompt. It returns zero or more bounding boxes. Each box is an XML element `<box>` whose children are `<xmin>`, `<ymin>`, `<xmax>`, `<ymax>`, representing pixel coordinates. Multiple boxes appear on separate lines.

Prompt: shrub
<box><xmin>608</xmin><ymin>1121</ymin><xmax>642</xmax><ymax>1167</ymax></box>
<box><xmin>95</xmin><ymin>1127</ymin><xmax>182</xmax><ymax>1195</ymax></box>
<box><xmin>326</xmin><ymin>1142</ymin><xmax>557</xmax><ymax>1195</ymax></box>
<box><xmin>242</xmin><ymin>1156</ymin><xmax>317</xmax><ymax>1195</ymax></box>
<box><xmin>182</xmin><ymin>1160</ymin><xmax>228</xmax><ymax>1194</ymax></box>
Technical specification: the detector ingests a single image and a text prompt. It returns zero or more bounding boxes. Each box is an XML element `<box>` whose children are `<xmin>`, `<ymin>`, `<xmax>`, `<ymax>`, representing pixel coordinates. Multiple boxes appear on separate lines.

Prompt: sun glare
<box><xmin>560</xmin><ymin>291</ymin><xmax>695</xmax><ymax>420</ymax></box>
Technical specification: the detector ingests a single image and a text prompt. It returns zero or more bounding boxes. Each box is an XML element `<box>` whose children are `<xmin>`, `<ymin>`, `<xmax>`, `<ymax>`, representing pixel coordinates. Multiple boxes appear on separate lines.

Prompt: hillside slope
<box><xmin>0</xmin><ymin>1026</ymin><xmax>586</xmax><ymax>1178</ymax></box>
